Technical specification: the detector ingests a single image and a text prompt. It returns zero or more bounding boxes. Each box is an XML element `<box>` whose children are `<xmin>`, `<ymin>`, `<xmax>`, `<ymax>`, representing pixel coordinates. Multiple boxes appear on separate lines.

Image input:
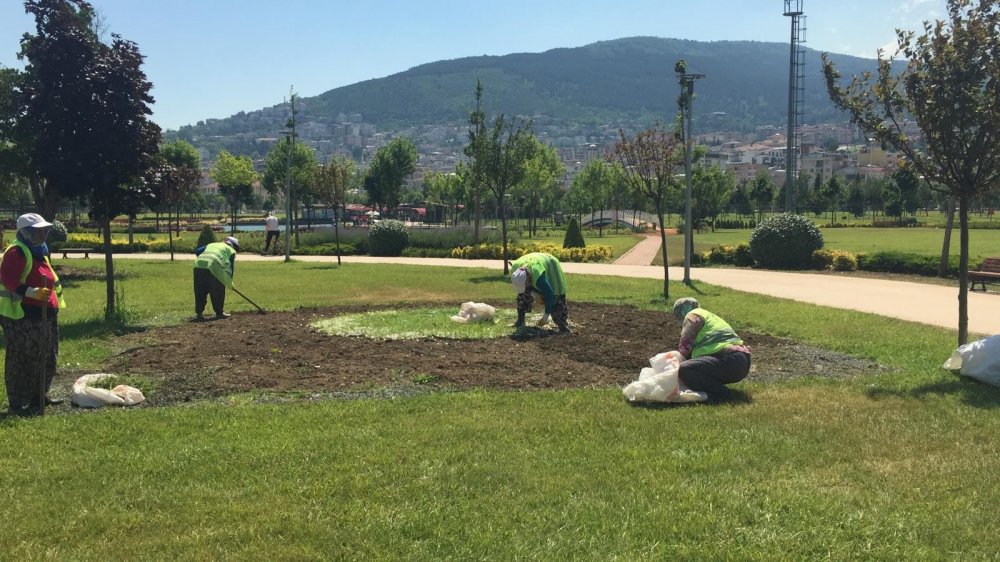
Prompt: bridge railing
<box><xmin>579</xmin><ymin>210</ymin><xmax>662</xmax><ymax>228</ymax></box>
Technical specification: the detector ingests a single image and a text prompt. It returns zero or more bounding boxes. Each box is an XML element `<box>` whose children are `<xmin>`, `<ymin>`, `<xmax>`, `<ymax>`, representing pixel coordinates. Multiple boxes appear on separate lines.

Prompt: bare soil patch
<box><xmin>75</xmin><ymin>302</ymin><xmax>889</xmax><ymax>407</ymax></box>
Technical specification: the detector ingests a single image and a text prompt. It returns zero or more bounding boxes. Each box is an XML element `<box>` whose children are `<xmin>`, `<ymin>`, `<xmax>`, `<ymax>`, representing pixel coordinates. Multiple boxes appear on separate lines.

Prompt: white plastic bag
<box><xmin>71</xmin><ymin>374</ymin><xmax>145</xmax><ymax>408</ymax></box>
<box><xmin>943</xmin><ymin>335</ymin><xmax>1000</xmax><ymax>388</ymax></box>
<box><xmin>623</xmin><ymin>351</ymin><xmax>708</xmax><ymax>403</ymax></box>
<box><xmin>450</xmin><ymin>301</ymin><xmax>496</xmax><ymax>324</ymax></box>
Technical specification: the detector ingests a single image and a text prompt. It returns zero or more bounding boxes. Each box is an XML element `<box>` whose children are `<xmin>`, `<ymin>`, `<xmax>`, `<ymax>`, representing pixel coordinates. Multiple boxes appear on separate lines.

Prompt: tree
<box><xmin>691</xmin><ymin>165</ymin><xmax>735</xmax><ymax>230</ymax></box>
<box><xmin>426</xmin><ymin>170</ymin><xmax>464</xmax><ymax>226</ymax></box>
<box><xmin>749</xmin><ymin>169</ymin><xmax>775</xmax><ymax>224</ymax></box>
<box><xmin>211</xmin><ymin>150</ymin><xmax>256</xmax><ymax>235</ymax></box>
<box><xmin>364</xmin><ymin>136</ymin><xmax>417</xmax><ymax>218</ymax></box>
<box><xmin>823</xmin><ymin>0</ymin><xmax>1000</xmax><ymax>344</ymax></box>
<box><xmin>568</xmin><ymin>159</ymin><xmax>613</xmax><ymax>235</ymax></box>
<box><xmin>463</xmin><ymin>80</ymin><xmax>487</xmax><ymax>243</ymax></box>
<box><xmin>313</xmin><ymin>155</ymin><xmax>355</xmax><ymax>265</ymax></box>
<box><xmin>822</xmin><ymin>175</ymin><xmax>845</xmax><ymax>226</ymax></box>
<box><xmin>465</xmin><ymin>84</ymin><xmax>537</xmax><ymax>275</ymax></box>
<box><xmin>513</xmin><ymin>137</ymin><xmax>564</xmax><ymax>237</ymax></box>
<box><xmin>20</xmin><ymin>0</ymin><xmax>162</xmax><ymax>320</ymax></box>
<box><xmin>261</xmin><ymin>135</ymin><xmax>317</xmax><ymax>245</ymax></box>
<box><xmin>845</xmin><ymin>181</ymin><xmax>866</xmax><ymax>218</ymax></box>
<box><xmin>153</xmin><ymin>140</ymin><xmax>201</xmax><ymax>260</ymax></box>
<box><xmin>892</xmin><ymin>161</ymin><xmax>922</xmax><ymax>219</ymax></box>
<box><xmin>609</xmin><ymin>125</ymin><xmax>683</xmax><ymax>298</ymax></box>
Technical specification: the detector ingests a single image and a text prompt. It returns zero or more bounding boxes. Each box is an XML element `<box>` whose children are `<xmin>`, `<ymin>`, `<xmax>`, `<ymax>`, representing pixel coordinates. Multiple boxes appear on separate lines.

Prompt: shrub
<box><xmin>749</xmin><ymin>213</ymin><xmax>824</xmax><ymax>269</ymax></box>
<box><xmin>48</xmin><ymin>220</ymin><xmax>69</xmax><ymax>246</ymax></box>
<box><xmin>450</xmin><ymin>242</ymin><xmax>613</xmax><ymax>263</ymax></box>
<box><xmin>369</xmin><ymin>219</ymin><xmax>409</xmax><ymax>256</ymax></box>
<box><xmin>856</xmin><ymin>251</ymin><xmax>961</xmax><ymax>277</ymax></box>
<box><xmin>563</xmin><ymin>217</ymin><xmax>586</xmax><ymax>248</ymax></box>
<box><xmin>811</xmin><ymin>248</ymin><xmax>858</xmax><ymax>271</ymax></box>
<box><xmin>196</xmin><ymin>225</ymin><xmax>216</xmax><ymax>248</ymax></box>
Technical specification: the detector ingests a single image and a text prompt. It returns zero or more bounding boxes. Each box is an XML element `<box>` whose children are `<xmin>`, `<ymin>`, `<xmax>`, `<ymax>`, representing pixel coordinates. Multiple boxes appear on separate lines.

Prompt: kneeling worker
<box><xmin>510</xmin><ymin>252</ymin><xmax>570</xmax><ymax>333</ymax></box>
<box><xmin>193</xmin><ymin>236</ymin><xmax>239</xmax><ymax>321</ymax></box>
<box><xmin>672</xmin><ymin>297</ymin><xmax>751</xmax><ymax>402</ymax></box>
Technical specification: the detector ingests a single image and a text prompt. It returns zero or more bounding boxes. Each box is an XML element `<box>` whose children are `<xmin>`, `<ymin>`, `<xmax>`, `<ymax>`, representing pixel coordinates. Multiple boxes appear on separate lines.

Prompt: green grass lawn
<box><xmin>2</xmin><ymin>259</ymin><xmax>998</xmax><ymax>559</ymax></box>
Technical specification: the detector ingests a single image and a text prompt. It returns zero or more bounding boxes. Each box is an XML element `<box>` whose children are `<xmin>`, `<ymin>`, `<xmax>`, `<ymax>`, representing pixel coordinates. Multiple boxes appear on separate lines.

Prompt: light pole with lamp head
<box><xmin>676</xmin><ymin>60</ymin><xmax>704</xmax><ymax>285</ymax></box>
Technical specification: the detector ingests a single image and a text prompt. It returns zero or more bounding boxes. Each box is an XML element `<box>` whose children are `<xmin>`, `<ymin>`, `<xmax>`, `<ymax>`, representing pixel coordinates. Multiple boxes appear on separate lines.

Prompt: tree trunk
<box><xmin>957</xmin><ymin>193</ymin><xmax>970</xmax><ymax>345</ymax></box>
<box><xmin>655</xmin><ymin>200</ymin><xmax>669</xmax><ymax>299</ymax></box>
<box><xmin>499</xmin><ymin>195</ymin><xmax>510</xmax><ymax>275</ymax></box>
<box><xmin>938</xmin><ymin>195</ymin><xmax>955</xmax><ymax>277</ymax></box>
<box><xmin>102</xmin><ymin>221</ymin><xmax>116</xmax><ymax>321</ymax></box>
<box><xmin>473</xmin><ymin>189</ymin><xmax>481</xmax><ymax>244</ymax></box>
<box><xmin>168</xmin><ymin>206</ymin><xmax>175</xmax><ymax>262</ymax></box>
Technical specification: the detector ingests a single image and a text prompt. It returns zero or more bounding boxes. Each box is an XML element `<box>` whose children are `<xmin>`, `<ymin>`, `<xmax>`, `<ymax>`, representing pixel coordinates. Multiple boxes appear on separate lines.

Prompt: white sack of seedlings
<box><xmin>71</xmin><ymin>374</ymin><xmax>145</xmax><ymax>408</ymax></box>
<box><xmin>943</xmin><ymin>334</ymin><xmax>1000</xmax><ymax>388</ymax></box>
<box><xmin>450</xmin><ymin>301</ymin><xmax>496</xmax><ymax>324</ymax></box>
<box><xmin>623</xmin><ymin>351</ymin><xmax>708</xmax><ymax>403</ymax></box>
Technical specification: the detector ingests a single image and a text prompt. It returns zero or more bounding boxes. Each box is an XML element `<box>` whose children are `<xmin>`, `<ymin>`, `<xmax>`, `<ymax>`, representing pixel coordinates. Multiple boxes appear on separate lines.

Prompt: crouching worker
<box><xmin>510</xmin><ymin>252</ymin><xmax>570</xmax><ymax>333</ymax></box>
<box><xmin>672</xmin><ymin>297</ymin><xmax>750</xmax><ymax>403</ymax></box>
<box><xmin>0</xmin><ymin>213</ymin><xmax>66</xmax><ymax>416</ymax></box>
<box><xmin>193</xmin><ymin>236</ymin><xmax>239</xmax><ymax>321</ymax></box>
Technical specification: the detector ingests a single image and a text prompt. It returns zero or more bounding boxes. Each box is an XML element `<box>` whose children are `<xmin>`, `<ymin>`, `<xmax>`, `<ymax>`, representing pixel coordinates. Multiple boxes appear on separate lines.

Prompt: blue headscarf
<box><xmin>16</xmin><ymin>229</ymin><xmax>49</xmax><ymax>258</ymax></box>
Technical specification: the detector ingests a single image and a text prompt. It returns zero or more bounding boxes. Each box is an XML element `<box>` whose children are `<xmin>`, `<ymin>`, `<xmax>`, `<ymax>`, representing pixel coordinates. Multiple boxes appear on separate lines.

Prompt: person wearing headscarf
<box><xmin>193</xmin><ymin>236</ymin><xmax>239</xmax><ymax>321</ymax></box>
<box><xmin>510</xmin><ymin>252</ymin><xmax>570</xmax><ymax>333</ymax></box>
<box><xmin>671</xmin><ymin>297</ymin><xmax>750</xmax><ymax>402</ymax></box>
<box><xmin>0</xmin><ymin>213</ymin><xmax>66</xmax><ymax>416</ymax></box>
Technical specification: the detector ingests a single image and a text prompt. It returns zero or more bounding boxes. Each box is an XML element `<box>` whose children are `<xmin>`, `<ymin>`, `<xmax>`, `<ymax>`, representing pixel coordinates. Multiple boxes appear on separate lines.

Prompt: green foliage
<box><xmin>368</xmin><ymin>219</ymin><xmax>410</xmax><ymax>256</ymax></box>
<box><xmin>49</xmin><ymin>219</ymin><xmax>68</xmax><ymax>244</ymax></box>
<box><xmin>563</xmin><ymin>216</ymin><xmax>586</xmax><ymax>248</ymax></box>
<box><xmin>705</xmin><ymin>243</ymin><xmax>753</xmax><ymax>267</ymax></box>
<box><xmin>451</xmin><ymin>241</ymin><xmax>612</xmax><ymax>263</ymax></box>
<box><xmin>196</xmin><ymin>225</ymin><xmax>217</xmax><ymax>248</ymax></box>
<box><xmin>749</xmin><ymin>213</ymin><xmax>825</xmax><ymax>269</ymax></box>
<box><xmin>811</xmin><ymin>248</ymin><xmax>859</xmax><ymax>271</ymax></box>
<box><xmin>856</xmin><ymin>251</ymin><xmax>962</xmax><ymax>277</ymax></box>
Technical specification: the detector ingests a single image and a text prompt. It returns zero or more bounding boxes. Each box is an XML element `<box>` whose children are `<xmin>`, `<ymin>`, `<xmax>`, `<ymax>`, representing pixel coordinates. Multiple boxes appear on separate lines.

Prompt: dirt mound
<box><xmin>97</xmin><ymin>302</ymin><xmax>887</xmax><ymax>406</ymax></box>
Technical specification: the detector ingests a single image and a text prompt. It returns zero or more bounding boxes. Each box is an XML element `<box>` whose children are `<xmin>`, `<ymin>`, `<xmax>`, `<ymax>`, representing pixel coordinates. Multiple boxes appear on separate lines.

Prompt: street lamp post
<box><xmin>678</xmin><ymin>70</ymin><xmax>704</xmax><ymax>285</ymax></box>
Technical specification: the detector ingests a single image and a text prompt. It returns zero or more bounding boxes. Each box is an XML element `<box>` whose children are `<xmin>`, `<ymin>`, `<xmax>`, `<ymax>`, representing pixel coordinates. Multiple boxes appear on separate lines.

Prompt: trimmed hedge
<box><xmin>749</xmin><ymin>213</ymin><xmax>824</xmax><ymax>269</ymax></box>
<box><xmin>451</xmin><ymin>242</ymin><xmax>613</xmax><ymax>263</ymax></box>
<box><xmin>369</xmin><ymin>220</ymin><xmax>409</xmax><ymax>256</ymax></box>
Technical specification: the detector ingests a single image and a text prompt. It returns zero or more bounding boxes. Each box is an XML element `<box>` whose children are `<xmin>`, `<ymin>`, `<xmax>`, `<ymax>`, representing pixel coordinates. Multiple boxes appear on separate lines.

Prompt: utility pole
<box><xmin>282</xmin><ymin>89</ymin><xmax>298</xmax><ymax>263</ymax></box>
<box><xmin>676</xmin><ymin>60</ymin><xmax>704</xmax><ymax>286</ymax></box>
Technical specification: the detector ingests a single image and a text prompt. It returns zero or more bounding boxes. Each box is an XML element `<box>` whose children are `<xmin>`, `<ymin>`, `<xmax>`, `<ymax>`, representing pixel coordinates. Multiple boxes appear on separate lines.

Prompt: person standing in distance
<box><xmin>510</xmin><ymin>252</ymin><xmax>570</xmax><ymax>333</ymax></box>
<box><xmin>262</xmin><ymin>211</ymin><xmax>280</xmax><ymax>255</ymax></box>
<box><xmin>0</xmin><ymin>213</ymin><xmax>66</xmax><ymax>416</ymax></box>
<box><xmin>193</xmin><ymin>236</ymin><xmax>239</xmax><ymax>321</ymax></box>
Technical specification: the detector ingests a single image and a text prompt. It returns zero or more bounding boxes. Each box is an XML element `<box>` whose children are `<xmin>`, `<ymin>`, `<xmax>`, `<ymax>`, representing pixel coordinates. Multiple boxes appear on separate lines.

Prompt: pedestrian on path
<box><xmin>193</xmin><ymin>236</ymin><xmax>239</xmax><ymax>321</ymax></box>
<box><xmin>0</xmin><ymin>213</ymin><xmax>66</xmax><ymax>416</ymax></box>
<box><xmin>671</xmin><ymin>297</ymin><xmax>751</xmax><ymax>402</ymax></box>
<box><xmin>511</xmin><ymin>252</ymin><xmax>570</xmax><ymax>333</ymax></box>
<box><xmin>262</xmin><ymin>211</ymin><xmax>279</xmax><ymax>254</ymax></box>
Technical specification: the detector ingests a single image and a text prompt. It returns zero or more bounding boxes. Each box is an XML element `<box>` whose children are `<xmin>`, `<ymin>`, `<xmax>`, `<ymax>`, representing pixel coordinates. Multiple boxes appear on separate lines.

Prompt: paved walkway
<box><xmin>100</xmin><ymin>251</ymin><xmax>1000</xmax><ymax>335</ymax></box>
<box><xmin>612</xmin><ymin>233</ymin><xmax>662</xmax><ymax>265</ymax></box>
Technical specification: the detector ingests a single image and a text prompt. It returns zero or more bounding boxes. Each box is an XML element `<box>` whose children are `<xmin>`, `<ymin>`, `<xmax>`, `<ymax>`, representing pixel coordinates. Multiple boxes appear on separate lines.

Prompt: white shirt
<box><xmin>264</xmin><ymin>215</ymin><xmax>279</xmax><ymax>232</ymax></box>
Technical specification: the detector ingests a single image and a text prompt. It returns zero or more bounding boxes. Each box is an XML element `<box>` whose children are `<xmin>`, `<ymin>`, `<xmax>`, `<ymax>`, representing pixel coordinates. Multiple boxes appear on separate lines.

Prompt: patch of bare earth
<box><xmin>77</xmin><ymin>302</ymin><xmax>890</xmax><ymax>407</ymax></box>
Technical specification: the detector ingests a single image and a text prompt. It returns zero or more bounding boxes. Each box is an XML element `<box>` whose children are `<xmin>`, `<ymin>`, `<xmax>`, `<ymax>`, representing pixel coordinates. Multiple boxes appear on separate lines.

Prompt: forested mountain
<box><xmin>171</xmin><ymin>37</ymin><xmax>885</xmax><ymax>145</ymax></box>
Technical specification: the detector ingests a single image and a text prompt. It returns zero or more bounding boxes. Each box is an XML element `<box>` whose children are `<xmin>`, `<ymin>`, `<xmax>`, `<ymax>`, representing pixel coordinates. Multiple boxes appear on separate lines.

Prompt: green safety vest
<box><xmin>0</xmin><ymin>239</ymin><xmax>66</xmax><ymax>320</ymax></box>
<box><xmin>511</xmin><ymin>252</ymin><xmax>568</xmax><ymax>295</ymax></box>
<box><xmin>690</xmin><ymin>308</ymin><xmax>743</xmax><ymax>358</ymax></box>
<box><xmin>194</xmin><ymin>242</ymin><xmax>236</xmax><ymax>288</ymax></box>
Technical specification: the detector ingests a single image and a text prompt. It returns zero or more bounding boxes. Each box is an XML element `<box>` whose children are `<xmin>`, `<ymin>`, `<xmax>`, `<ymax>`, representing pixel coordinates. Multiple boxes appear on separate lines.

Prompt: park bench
<box><xmin>59</xmin><ymin>248</ymin><xmax>97</xmax><ymax>259</ymax></box>
<box><xmin>969</xmin><ymin>257</ymin><xmax>1000</xmax><ymax>292</ymax></box>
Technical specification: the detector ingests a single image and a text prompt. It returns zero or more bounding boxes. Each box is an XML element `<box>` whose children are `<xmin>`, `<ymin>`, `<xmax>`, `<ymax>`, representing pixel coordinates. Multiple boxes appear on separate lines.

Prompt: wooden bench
<box><xmin>59</xmin><ymin>248</ymin><xmax>95</xmax><ymax>259</ymax></box>
<box><xmin>969</xmin><ymin>257</ymin><xmax>1000</xmax><ymax>291</ymax></box>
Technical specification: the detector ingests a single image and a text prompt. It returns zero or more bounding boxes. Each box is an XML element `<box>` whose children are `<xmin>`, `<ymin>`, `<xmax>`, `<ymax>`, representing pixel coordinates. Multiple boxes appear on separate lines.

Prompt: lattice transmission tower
<box><xmin>784</xmin><ymin>0</ymin><xmax>806</xmax><ymax>212</ymax></box>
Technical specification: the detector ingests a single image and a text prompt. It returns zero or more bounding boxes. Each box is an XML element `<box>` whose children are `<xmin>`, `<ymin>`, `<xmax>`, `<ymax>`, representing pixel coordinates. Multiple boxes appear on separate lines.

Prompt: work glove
<box><xmin>536</xmin><ymin>314</ymin><xmax>550</xmax><ymax>327</ymax></box>
<box><xmin>26</xmin><ymin>287</ymin><xmax>52</xmax><ymax>301</ymax></box>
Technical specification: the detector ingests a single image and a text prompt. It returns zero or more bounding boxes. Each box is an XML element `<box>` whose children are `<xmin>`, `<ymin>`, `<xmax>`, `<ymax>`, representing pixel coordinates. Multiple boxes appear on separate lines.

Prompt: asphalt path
<box><xmin>99</xmin><ymin>252</ymin><xmax>999</xmax><ymax>336</ymax></box>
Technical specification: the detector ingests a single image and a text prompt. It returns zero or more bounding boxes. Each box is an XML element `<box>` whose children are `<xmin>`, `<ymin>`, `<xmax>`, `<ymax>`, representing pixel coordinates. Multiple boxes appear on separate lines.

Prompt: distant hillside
<box><xmin>171</xmin><ymin>36</ymin><xmax>883</xmax><ymax>149</ymax></box>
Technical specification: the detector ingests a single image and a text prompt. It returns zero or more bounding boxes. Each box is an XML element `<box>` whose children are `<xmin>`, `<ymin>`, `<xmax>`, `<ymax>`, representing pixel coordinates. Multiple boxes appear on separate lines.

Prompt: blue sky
<box><xmin>0</xmin><ymin>0</ymin><xmax>946</xmax><ymax>131</ymax></box>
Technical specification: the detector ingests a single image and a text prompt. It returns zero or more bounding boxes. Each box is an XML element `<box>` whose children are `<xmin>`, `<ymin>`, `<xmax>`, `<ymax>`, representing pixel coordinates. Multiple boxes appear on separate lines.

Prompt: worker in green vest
<box><xmin>672</xmin><ymin>297</ymin><xmax>751</xmax><ymax>402</ymax></box>
<box><xmin>193</xmin><ymin>236</ymin><xmax>239</xmax><ymax>321</ymax></box>
<box><xmin>510</xmin><ymin>252</ymin><xmax>570</xmax><ymax>333</ymax></box>
<box><xmin>0</xmin><ymin>213</ymin><xmax>66</xmax><ymax>416</ymax></box>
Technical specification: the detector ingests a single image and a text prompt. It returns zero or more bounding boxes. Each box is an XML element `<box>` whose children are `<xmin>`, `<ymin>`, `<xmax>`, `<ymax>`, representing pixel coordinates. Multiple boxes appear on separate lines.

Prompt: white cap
<box><xmin>511</xmin><ymin>267</ymin><xmax>528</xmax><ymax>294</ymax></box>
<box><xmin>16</xmin><ymin>213</ymin><xmax>53</xmax><ymax>231</ymax></box>
<box><xmin>224</xmin><ymin>236</ymin><xmax>240</xmax><ymax>250</ymax></box>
